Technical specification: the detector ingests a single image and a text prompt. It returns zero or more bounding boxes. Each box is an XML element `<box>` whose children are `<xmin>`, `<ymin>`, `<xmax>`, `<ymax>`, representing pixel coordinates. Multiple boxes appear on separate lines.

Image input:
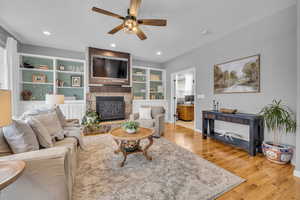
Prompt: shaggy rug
<box><xmin>73</xmin><ymin>135</ymin><xmax>245</xmax><ymax>200</ymax></box>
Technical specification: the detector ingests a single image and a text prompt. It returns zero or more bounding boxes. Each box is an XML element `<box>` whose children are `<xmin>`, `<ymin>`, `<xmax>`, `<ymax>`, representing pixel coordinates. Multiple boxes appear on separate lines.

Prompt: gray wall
<box><xmin>296</xmin><ymin>1</ymin><xmax>300</xmax><ymax>172</ymax></box>
<box><xmin>19</xmin><ymin>44</ymin><xmax>163</xmax><ymax>67</ymax></box>
<box><xmin>164</xmin><ymin>6</ymin><xmax>297</xmax><ymax>150</ymax></box>
<box><xmin>19</xmin><ymin>44</ymin><xmax>85</xmax><ymax>60</ymax></box>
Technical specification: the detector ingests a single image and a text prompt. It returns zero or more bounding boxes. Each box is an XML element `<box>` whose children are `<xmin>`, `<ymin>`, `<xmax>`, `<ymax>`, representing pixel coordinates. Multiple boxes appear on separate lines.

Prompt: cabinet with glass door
<box><xmin>132</xmin><ymin>67</ymin><xmax>165</xmax><ymax>100</ymax></box>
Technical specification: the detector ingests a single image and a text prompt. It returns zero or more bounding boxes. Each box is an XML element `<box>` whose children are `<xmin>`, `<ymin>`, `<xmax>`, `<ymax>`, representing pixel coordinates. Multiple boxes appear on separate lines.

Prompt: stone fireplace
<box><xmin>86</xmin><ymin>47</ymin><xmax>133</xmax><ymax>121</ymax></box>
<box><xmin>96</xmin><ymin>96</ymin><xmax>125</xmax><ymax>121</ymax></box>
<box><xmin>86</xmin><ymin>89</ymin><xmax>132</xmax><ymax>121</ymax></box>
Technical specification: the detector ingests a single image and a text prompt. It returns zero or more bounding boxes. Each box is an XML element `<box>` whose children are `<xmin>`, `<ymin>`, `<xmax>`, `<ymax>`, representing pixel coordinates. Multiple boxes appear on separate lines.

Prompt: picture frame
<box><xmin>214</xmin><ymin>55</ymin><xmax>260</xmax><ymax>94</ymax></box>
<box><xmin>71</xmin><ymin>76</ymin><xmax>81</xmax><ymax>87</ymax></box>
<box><xmin>32</xmin><ymin>74</ymin><xmax>47</xmax><ymax>83</ymax></box>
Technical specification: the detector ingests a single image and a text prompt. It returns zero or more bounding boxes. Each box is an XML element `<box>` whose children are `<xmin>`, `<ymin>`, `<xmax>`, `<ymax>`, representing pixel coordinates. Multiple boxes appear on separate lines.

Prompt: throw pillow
<box><xmin>139</xmin><ymin>107</ymin><xmax>152</xmax><ymax>120</ymax></box>
<box><xmin>0</xmin><ymin>129</ymin><xmax>13</xmax><ymax>156</ymax></box>
<box><xmin>54</xmin><ymin>106</ymin><xmax>67</xmax><ymax>127</ymax></box>
<box><xmin>27</xmin><ymin>118</ymin><xmax>53</xmax><ymax>148</ymax></box>
<box><xmin>3</xmin><ymin>119</ymin><xmax>39</xmax><ymax>154</ymax></box>
<box><xmin>31</xmin><ymin>112</ymin><xmax>65</xmax><ymax>141</ymax></box>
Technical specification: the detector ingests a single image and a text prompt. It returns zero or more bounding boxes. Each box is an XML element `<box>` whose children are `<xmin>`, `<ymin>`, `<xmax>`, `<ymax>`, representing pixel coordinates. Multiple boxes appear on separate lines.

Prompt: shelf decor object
<box><xmin>32</xmin><ymin>74</ymin><xmax>47</xmax><ymax>83</ymax></box>
<box><xmin>71</xmin><ymin>76</ymin><xmax>81</xmax><ymax>87</ymax></box>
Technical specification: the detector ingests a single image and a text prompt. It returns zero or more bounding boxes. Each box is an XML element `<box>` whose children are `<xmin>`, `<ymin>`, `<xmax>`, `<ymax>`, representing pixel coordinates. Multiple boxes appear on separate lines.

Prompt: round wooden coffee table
<box><xmin>0</xmin><ymin>160</ymin><xmax>25</xmax><ymax>190</ymax></box>
<box><xmin>110</xmin><ymin>127</ymin><xmax>155</xmax><ymax>167</ymax></box>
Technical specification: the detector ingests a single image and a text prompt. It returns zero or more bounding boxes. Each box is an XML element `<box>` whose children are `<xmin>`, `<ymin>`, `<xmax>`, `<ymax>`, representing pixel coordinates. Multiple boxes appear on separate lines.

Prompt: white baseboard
<box><xmin>195</xmin><ymin>128</ymin><xmax>202</xmax><ymax>133</ymax></box>
<box><xmin>294</xmin><ymin>170</ymin><xmax>300</xmax><ymax>178</ymax></box>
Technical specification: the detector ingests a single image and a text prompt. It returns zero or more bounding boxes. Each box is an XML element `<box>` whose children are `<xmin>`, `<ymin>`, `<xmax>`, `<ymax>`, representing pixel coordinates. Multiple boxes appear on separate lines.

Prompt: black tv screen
<box><xmin>92</xmin><ymin>56</ymin><xmax>128</xmax><ymax>79</ymax></box>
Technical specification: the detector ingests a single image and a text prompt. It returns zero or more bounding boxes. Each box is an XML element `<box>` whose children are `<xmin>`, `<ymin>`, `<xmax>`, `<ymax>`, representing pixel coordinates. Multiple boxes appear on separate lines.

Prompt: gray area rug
<box><xmin>73</xmin><ymin>135</ymin><xmax>245</xmax><ymax>200</ymax></box>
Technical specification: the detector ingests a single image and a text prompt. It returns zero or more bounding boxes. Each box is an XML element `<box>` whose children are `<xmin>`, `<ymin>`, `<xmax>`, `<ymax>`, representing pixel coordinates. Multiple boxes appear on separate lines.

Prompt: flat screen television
<box><xmin>92</xmin><ymin>56</ymin><xmax>128</xmax><ymax>79</ymax></box>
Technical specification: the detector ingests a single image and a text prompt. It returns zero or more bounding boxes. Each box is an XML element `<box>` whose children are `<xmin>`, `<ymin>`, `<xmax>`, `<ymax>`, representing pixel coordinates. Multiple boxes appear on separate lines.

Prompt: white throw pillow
<box><xmin>3</xmin><ymin>119</ymin><xmax>39</xmax><ymax>154</ymax></box>
<box><xmin>139</xmin><ymin>107</ymin><xmax>152</xmax><ymax>120</ymax></box>
<box><xmin>27</xmin><ymin>118</ymin><xmax>53</xmax><ymax>148</ymax></box>
<box><xmin>31</xmin><ymin>112</ymin><xmax>65</xmax><ymax>141</ymax></box>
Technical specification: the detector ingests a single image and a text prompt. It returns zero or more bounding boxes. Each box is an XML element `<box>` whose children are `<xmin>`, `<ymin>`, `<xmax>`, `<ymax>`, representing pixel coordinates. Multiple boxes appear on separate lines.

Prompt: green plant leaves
<box><xmin>259</xmin><ymin>99</ymin><xmax>296</xmax><ymax>134</ymax></box>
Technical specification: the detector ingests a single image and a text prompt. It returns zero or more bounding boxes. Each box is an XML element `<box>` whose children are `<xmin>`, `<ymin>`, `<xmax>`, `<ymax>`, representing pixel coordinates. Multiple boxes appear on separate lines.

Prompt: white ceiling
<box><xmin>0</xmin><ymin>0</ymin><xmax>296</xmax><ymax>63</ymax></box>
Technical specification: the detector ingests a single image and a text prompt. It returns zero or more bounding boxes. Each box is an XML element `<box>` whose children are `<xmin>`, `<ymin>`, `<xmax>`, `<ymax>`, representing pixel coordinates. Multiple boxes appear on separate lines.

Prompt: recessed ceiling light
<box><xmin>110</xmin><ymin>43</ymin><xmax>116</xmax><ymax>48</ymax></box>
<box><xmin>43</xmin><ymin>31</ymin><xmax>51</xmax><ymax>36</ymax></box>
<box><xmin>156</xmin><ymin>51</ymin><xmax>162</xmax><ymax>56</ymax></box>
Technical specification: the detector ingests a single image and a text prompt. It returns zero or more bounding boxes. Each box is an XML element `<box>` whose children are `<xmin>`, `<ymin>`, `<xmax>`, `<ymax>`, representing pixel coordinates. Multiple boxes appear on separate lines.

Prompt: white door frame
<box><xmin>170</xmin><ymin>67</ymin><xmax>197</xmax><ymax>130</ymax></box>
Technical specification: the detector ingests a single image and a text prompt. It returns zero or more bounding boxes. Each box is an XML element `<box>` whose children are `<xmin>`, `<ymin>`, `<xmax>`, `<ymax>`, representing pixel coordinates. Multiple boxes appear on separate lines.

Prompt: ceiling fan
<box><xmin>92</xmin><ymin>0</ymin><xmax>167</xmax><ymax>40</ymax></box>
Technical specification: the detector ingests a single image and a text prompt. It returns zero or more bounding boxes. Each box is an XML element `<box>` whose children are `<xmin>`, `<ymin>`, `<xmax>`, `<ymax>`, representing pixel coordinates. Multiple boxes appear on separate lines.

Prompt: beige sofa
<box><xmin>130</xmin><ymin>106</ymin><xmax>165</xmax><ymax>137</ymax></box>
<box><xmin>0</xmin><ymin>108</ymin><xmax>81</xmax><ymax>200</ymax></box>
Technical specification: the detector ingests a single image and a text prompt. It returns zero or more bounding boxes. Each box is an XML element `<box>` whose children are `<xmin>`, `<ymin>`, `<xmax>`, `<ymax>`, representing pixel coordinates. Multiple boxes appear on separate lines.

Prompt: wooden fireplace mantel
<box><xmin>89</xmin><ymin>85</ymin><xmax>132</xmax><ymax>93</ymax></box>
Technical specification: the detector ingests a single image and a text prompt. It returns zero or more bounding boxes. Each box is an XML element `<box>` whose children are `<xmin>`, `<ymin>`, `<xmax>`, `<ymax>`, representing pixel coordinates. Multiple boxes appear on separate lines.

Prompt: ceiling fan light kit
<box><xmin>92</xmin><ymin>0</ymin><xmax>167</xmax><ymax>40</ymax></box>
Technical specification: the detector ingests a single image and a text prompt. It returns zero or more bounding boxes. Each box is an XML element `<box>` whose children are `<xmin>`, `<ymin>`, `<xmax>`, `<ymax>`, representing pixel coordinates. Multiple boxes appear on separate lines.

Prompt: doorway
<box><xmin>170</xmin><ymin>68</ymin><xmax>196</xmax><ymax>130</ymax></box>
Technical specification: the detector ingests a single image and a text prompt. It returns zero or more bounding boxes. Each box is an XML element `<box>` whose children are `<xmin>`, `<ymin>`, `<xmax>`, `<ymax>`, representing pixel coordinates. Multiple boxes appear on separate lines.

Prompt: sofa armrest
<box><xmin>0</xmin><ymin>147</ymin><xmax>71</xmax><ymax>200</ymax></box>
<box><xmin>154</xmin><ymin>114</ymin><xmax>165</xmax><ymax>137</ymax></box>
<box><xmin>130</xmin><ymin>113</ymin><xmax>139</xmax><ymax>121</ymax></box>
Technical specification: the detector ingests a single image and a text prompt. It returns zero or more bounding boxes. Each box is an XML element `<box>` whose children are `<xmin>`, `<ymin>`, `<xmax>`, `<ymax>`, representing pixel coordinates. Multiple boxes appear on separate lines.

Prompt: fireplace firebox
<box><xmin>96</xmin><ymin>96</ymin><xmax>125</xmax><ymax>121</ymax></box>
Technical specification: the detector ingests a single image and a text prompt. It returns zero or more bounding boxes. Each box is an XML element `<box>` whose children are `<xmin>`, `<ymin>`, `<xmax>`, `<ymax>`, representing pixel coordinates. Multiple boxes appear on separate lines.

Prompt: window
<box><xmin>0</xmin><ymin>46</ymin><xmax>6</xmax><ymax>88</ymax></box>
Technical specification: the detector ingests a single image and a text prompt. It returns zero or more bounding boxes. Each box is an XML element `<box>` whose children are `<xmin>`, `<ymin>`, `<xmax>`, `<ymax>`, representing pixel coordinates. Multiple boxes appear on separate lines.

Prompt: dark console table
<box><xmin>202</xmin><ymin>110</ymin><xmax>264</xmax><ymax>156</ymax></box>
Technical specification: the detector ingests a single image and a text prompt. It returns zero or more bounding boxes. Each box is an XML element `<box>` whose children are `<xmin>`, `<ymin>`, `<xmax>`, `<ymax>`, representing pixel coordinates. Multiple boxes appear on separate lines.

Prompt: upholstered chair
<box><xmin>130</xmin><ymin>106</ymin><xmax>165</xmax><ymax>138</ymax></box>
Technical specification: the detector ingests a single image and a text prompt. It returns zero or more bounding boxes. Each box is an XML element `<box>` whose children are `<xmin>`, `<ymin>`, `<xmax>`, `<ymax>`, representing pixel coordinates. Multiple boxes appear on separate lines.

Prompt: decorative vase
<box><xmin>262</xmin><ymin>141</ymin><xmax>293</xmax><ymax>164</ymax></box>
<box><xmin>125</xmin><ymin>128</ymin><xmax>137</xmax><ymax>134</ymax></box>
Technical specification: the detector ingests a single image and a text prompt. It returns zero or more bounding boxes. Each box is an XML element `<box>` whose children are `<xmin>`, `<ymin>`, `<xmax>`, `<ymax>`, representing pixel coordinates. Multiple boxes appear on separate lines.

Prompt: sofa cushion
<box><xmin>150</xmin><ymin>106</ymin><xmax>165</xmax><ymax>118</ymax></box>
<box><xmin>31</xmin><ymin>112</ymin><xmax>65</xmax><ymax>140</ymax></box>
<box><xmin>27</xmin><ymin>117</ymin><xmax>54</xmax><ymax>148</ymax></box>
<box><xmin>3</xmin><ymin>119</ymin><xmax>39</xmax><ymax>154</ymax></box>
<box><xmin>139</xmin><ymin>107</ymin><xmax>152</xmax><ymax>120</ymax></box>
<box><xmin>136</xmin><ymin>119</ymin><xmax>155</xmax><ymax>128</ymax></box>
<box><xmin>0</xmin><ymin>128</ymin><xmax>13</xmax><ymax>156</ymax></box>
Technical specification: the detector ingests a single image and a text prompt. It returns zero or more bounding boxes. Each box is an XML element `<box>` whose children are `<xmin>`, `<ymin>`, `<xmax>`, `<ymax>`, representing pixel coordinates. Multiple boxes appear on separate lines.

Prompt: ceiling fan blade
<box><xmin>108</xmin><ymin>24</ymin><xmax>124</xmax><ymax>34</ymax></box>
<box><xmin>136</xmin><ymin>27</ymin><xmax>147</xmax><ymax>40</ymax></box>
<box><xmin>129</xmin><ymin>0</ymin><xmax>141</xmax><ymax>17</ymax></box>
<box><xmin>138</xmin><ymin>19</ymin><xmax>167</xmax><ymax>26</ymax></box>
<box><xmin>92</xmin><ymin>7</ymin><xmax>124</xmax><ymax>20</ymax></box>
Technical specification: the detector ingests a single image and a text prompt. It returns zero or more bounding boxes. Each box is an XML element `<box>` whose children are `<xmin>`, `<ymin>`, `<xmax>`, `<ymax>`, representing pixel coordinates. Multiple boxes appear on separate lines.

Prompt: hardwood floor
<box><xmin>163</xmin><ymin>123</ymin><xmax>300</xmax><ymax>200</ymax></box>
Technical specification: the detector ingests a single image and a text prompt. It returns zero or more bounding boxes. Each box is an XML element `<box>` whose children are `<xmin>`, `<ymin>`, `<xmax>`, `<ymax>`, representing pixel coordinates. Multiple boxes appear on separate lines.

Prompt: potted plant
<box><xmin>260</xmin><ymin>100</ymin><xmax>296</xmax><ymax>164</ymax></box>
<box><xmin>122</xmin><ymin>121</ymin><xmax>139</xmax><ymax>134</ymax></box>
<box><xmin>81</xmin><ymin>110</ymin><xmax>101</xmax><ymax>133</ymax></box>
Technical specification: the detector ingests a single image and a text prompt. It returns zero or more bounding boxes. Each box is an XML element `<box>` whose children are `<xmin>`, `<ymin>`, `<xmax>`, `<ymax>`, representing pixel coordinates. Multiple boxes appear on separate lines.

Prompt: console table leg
<box><xmin>202</xmin><ymin>118</ymin><xmax>208</xmax><ymax>139</ymax></box>
<box><xmin>249</xmin><ymin>121</ymin><xmax>257</xmax><ymax>156</ymax></box>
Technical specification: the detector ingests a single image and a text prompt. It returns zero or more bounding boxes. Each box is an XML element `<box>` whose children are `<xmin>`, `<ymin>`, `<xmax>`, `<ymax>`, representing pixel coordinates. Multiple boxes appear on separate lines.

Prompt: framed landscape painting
<box><xmin>214</xmin><ymin>55</ymin><xmax>260</xmax><ymax>94</ymax></box>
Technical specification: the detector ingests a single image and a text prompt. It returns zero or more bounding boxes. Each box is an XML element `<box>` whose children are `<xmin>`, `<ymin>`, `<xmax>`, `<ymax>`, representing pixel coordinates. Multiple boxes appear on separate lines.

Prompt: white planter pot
<box><xmin>125</xmin><ymin>129</ymin><xmax>137</xmax><ymax>134</ymax></box>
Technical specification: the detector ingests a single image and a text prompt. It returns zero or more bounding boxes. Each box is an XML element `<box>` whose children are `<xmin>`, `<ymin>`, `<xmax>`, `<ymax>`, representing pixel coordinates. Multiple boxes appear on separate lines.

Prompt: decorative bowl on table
<box><xmin>122</xmin><ymin>121</ymin><xmax>139</xmax><ymax>134</ymax></box>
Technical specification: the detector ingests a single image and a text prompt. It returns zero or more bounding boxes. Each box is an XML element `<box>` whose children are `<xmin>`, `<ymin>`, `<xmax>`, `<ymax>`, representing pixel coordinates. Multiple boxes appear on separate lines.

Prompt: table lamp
<box><xmin>0</xmin><ymin>90</ymin><xmax>12</xmax><ymax>127</ymax></box>
<box><xmin>45</xmin><ymin>94</ymin><xmax>65</xmax><ymax>107</ymax></box>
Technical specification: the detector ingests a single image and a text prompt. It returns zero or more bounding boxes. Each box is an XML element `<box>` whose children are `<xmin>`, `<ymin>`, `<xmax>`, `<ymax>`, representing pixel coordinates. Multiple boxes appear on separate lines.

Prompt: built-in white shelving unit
<box><xmin>18</xmin><ymin>53</ymin><xmax>86</xmax><ymax>119</ymax></box>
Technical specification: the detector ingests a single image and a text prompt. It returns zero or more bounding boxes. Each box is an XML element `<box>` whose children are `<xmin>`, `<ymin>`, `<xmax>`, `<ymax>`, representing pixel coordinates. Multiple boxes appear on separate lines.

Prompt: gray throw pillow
<box><xmin>55</xmin><ymin>106</ymin><xmax>67</xmax><ymax>127</ymax></box>
<box><xmin>27</xmin><ymin>117</ymin><xmax>54</xmax><ymax>148</ymax></box>
<box><xmin>31</xmin><ymin>111</ymin><xmax>65</xmax><ymax>141</ymax></box>
<box><xmin>3</xmin><ymin>120</ymin><xmax>39</xmax><ymax>154</ymax></box>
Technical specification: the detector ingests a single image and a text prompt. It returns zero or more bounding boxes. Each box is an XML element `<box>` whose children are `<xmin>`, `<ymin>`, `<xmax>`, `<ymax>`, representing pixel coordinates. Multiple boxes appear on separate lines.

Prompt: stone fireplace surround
<box><xmin>86</xmin><ymin>91</ymin><xmax>133</xmax><ymax>120</ymax></box>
